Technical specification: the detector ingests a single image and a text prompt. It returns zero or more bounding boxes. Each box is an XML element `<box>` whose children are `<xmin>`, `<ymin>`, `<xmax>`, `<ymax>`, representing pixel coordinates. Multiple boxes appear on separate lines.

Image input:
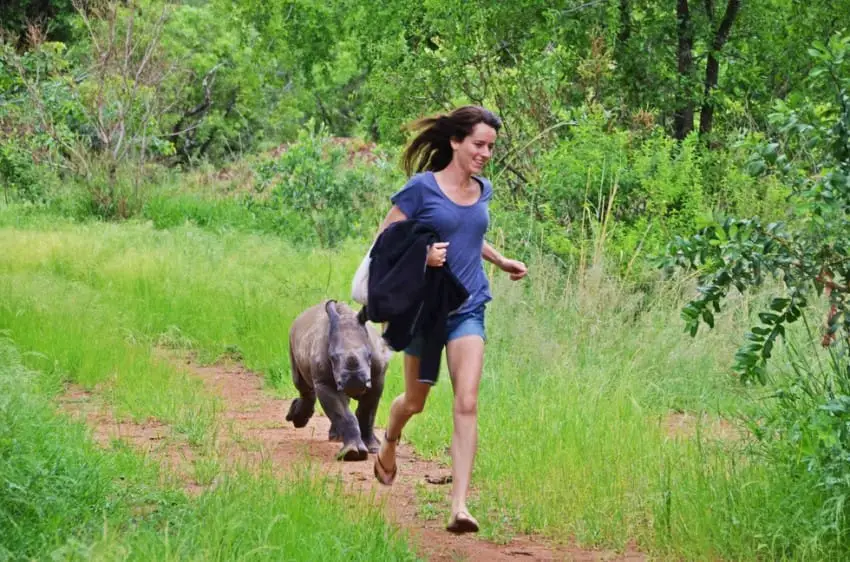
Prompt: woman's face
<box><xmin>451</xmin><ymin>122</ymin><xmax>497</xmax><ymax>175</ymax></box>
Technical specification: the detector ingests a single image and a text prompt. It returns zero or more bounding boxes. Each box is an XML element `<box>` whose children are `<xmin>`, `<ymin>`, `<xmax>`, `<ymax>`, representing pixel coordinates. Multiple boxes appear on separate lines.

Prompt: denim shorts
<box><xmin>404</xmin><ymin>305</ymin><xmax>486</xmax><ymax>384</ymax></box>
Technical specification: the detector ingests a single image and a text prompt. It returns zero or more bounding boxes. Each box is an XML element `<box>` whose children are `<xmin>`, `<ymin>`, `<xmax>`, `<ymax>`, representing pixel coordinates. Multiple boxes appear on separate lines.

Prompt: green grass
<box><xmin>0</xmin><ymin>215</ymin><xmax>842</xmax><ymax>560</ymax></box>
<box><xmin>0</xmin><ymin>219</ymin><xmax>363</xmax><ymax>386</ymax></box>
<box><xmin>0</xmin><ymin>330</ymin><xmax>420</xmax><ymax>561</ymax></box>
<box><xmin>0</xmin><ymin>334</ymin><xmax>143</xmax><ymax>559</ymax></box>
<box><xmin>397</xmin><ymin>258</ymin><xmax>832</xmax><ymax>560</ymax></box>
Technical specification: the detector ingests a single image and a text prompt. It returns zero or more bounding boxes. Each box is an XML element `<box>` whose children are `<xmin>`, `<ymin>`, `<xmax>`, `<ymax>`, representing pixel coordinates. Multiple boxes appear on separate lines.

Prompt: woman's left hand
<box><xmin>499</xmin><ymin>258</ymin><xmax>528</xmax><ymax>281</ymax></box>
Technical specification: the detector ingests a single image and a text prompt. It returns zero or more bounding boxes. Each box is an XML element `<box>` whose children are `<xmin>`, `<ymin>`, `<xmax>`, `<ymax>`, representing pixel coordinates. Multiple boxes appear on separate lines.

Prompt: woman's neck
<box><xmin>435</xmin><ymin>162</ymin><xmax>472</xmax><ymax>190</ymax></box>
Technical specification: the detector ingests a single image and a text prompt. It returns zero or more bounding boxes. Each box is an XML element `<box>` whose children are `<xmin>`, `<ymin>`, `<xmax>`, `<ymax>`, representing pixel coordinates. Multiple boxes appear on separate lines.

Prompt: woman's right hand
<box><xmin>427</xmin><ymin>242</ymin><xmax>449</xmax><ymax>267</ymax></box>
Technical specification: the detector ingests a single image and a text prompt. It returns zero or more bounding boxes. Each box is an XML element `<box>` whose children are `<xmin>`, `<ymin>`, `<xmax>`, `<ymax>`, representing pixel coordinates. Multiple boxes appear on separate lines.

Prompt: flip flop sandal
<box><xmin>446</xmin><ymin>511</ymin><xmax>479</xmax><ymax>534</ymax></box>
<box><xmin>373</xmin><ymin>432</ymin><xmax>399</xmax><ymax>486</ymax></box>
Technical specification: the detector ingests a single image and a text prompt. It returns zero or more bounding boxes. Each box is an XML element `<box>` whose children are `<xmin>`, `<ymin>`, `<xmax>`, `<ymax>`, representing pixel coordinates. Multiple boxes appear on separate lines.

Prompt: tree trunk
<box><xmin>614</xmin><ymin>0</ymin><xmax>639</xmax><ymax>108</ymax></box>
<box><xmin>699</xmin><ymin>0</ymin><xmax>741</xmax><ymax>136</ymax></box>
<box><xmin>673</xmin><ymin>0</ymin><xmax>694</xmax><ymax>140</ymax></box>
<box><xmin>617</xmin><ymin>0</ymin><xmax>631</xmax><ymax>45</ymax></box>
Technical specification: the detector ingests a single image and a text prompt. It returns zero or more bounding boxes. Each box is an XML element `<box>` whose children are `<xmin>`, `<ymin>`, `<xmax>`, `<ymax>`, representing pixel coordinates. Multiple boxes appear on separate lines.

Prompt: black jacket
<box><xmin>359</xmin><ymin>220</ymin><xmax>469</xmax><ymax>383</ymax></box>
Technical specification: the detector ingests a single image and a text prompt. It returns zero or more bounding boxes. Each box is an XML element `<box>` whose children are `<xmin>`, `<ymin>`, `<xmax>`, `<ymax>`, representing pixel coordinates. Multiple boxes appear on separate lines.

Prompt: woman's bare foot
<box><xmin>447</xmin><ymin>509</ymin><xmax>479</xmax><ymax>534</ymax></box>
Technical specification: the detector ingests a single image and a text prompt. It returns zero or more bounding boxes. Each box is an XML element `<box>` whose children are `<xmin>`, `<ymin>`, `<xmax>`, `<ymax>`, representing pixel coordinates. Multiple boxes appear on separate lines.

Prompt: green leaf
<box><xmin>681</xmin><ymin>305</ymin><xmax>699</xmax><ymax>319</ymax></box>
<box><xmin>770</xmin><ymin>298</ymin><xmax>790</xmax><ymax>311</ymax></box>
<box><xmin>763</xmin><ymin>338</ymin><xmax>774</xmax><ymax>359</ymax></box>
<box><xmin>746</xmin><ymin>331</ymin><xmax>766</xmax><ymax>342</ymax></box>
<box><xmin>702</xmin><ymin>309</ymin><xmax>715</xmax><ymax>329</ymax></box>
<box><xmin>759</xmin><ymin>312</ymin><xmax>781</xmax><ymax>325</ymax></box>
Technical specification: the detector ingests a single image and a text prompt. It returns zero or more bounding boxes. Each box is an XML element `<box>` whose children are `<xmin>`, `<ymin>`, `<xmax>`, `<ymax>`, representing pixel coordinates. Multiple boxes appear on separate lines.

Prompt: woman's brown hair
<box><xmin>401</xmin><ymin>105</ymin><xmax>502</xmax><ymax>176</ymax></box>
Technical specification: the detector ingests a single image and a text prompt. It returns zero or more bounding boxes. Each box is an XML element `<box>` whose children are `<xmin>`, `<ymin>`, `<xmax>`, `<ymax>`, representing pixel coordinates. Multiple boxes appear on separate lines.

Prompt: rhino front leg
<box><xmin>355</xmin><ymin>381</ymin><xmax>383</xmax><ymax>454</ymax></box>
<box><xmin>315</xmin><ymin>382</ymin><xmax>367</xmax><ymax>461</ymax></box>
<box><xmin>328</xmin><ymin>422</ymin><xmax>342</xmax><ymax>442</ymax></box>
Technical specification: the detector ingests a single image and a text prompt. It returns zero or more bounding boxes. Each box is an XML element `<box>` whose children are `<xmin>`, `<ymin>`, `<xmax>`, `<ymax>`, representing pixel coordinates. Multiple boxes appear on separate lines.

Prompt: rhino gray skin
<box><xmin>285</xmin><ymin>299</ymin><xmax>391</xmax><ymax>461</ymax></box>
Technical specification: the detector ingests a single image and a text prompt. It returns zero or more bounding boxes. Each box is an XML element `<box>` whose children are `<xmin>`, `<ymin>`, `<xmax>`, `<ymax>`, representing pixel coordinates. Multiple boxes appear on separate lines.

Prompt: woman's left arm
<box><xmin>483</xmin><ymin>241</ymin><xmax>528</xmax><ymax>281</ymax></box>
<box><xmin>482</xmin><ymin>241</ymin><xmax>505</xmax><ymax>268</ymax></box>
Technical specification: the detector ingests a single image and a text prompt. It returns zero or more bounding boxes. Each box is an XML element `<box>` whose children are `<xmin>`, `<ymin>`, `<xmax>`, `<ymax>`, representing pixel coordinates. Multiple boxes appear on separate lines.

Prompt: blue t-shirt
<box><xmin>390</xmin><ymin>171</ymin><xmax>493</xmax><ymax>315</ymax></box>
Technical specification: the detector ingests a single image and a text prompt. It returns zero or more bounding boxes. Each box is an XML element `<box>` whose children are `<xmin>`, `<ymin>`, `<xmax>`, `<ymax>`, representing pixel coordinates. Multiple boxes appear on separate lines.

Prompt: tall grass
<box><xmin>394</xmin><ymin>252</ymin><xmax>826</xmax><ymax>559</ymax></box>
<box><xmin>0</xmin><ymin>325</ymin><xmax>419</xmax><ymax>561</ymax></box>
<box><xmin>0</xmin><ymin>334</ymin><xmax>137</xmax><ymax>559</ymax></box>
<box><xmin>0</xmin><ymin>221</ymin><xmax>363</xmax><ymax>385</ymax></box>
<box><xmin>91</xmin><ymin>467</ymin><xmax>420</xmax><ymax>562</ymax></box>
<box><xmin>0</xmin><ymin>267</ymin><xmax>219</xmax><ymax>437</ymax></box>
<box><xmin>471</xmin><ymin>258</ymin><xmax>828</xmax><ymax>559</ymax></box>
<box><xmin>0</xmin><ymin>217</ymin><xmax>842</xmax><ymax>560</ymax></box>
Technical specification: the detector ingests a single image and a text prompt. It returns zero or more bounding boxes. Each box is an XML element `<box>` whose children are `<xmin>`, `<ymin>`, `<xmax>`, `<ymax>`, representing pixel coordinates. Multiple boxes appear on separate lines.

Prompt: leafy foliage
<box><xmin>252</xmin><ymin>125</ymin><xmax>399</xmax><ymax>247</ymax></box>
<box><xmin>2</xmin><ymin>0</ymin><xmax>847</xmax><ymax>239</ymax></box>
<box><xmin>663</xmin><ymin>33</ymin><xmax>850</xmax><ymax>538</ymax></box>
<box><xmin>663</xmin><ymin>33</ymin><xmax>850</xmax><ymax>384</ymax></box>
<box><xmin>753</xmin><ymin>342</ymin><xmax>850</xmax><ymax>544</ymax></box>
<box><xmin>0</xmin><ymin>0</ymin><xmax>77</xmax><ymax>43</ymax></box>
<box><xmin>0</xmin><ymin>39</ymin><xmax>76</xmax><ymax>203</ymax></box>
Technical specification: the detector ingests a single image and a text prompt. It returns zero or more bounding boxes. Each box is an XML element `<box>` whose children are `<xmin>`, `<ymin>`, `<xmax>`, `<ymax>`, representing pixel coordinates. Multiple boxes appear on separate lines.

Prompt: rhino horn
<box><xmin>325</xmin><ymin>300</ymin><xmax>341</xmax><ymax>348</ymax></box>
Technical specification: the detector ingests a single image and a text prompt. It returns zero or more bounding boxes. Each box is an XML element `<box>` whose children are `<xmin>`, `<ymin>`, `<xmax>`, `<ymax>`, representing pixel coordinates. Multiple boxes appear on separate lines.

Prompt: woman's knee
<box><xmin>400</xmin><ymin>356</ymin><xmax>429</xmax><ymax>416</ymax></box>
<box><xmin>454</xmin><ymin>394</ymin><xmax>478</xmax><ymax>416</ymax></box>
<box><xmin>401</xmin><ymin>392</ymin><xmax>427</xmax><ymax>415</ymax></box>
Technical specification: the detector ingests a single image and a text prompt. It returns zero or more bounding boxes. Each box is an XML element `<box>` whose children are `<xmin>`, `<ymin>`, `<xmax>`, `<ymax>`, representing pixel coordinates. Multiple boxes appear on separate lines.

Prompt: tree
<box><xmin>0</xmin><ymin>0</ymin><xmax>76</xmax><ymax>44</ymax></box>
<box><xmin>670</xmin><ymin>0</ymin><xmax>740</xmax><ymax>140</ymax></box>
<box><xmin>662</xmin><ymin>32</ymin><xmax>850</xmax><ymax>384</ymax></box>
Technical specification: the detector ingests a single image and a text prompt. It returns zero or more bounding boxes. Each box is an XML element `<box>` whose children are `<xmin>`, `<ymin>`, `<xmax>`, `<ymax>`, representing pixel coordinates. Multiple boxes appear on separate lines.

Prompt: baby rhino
<box><xmin>286</xmin><ymin>299</ymin><xmax>390</xmax><ymax>461</ymax></box>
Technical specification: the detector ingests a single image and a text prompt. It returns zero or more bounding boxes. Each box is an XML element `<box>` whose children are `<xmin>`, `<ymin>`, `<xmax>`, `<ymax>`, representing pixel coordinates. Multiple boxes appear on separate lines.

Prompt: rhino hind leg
<box><xmin>286</xmin><ymin>398</ymin><xmax>315</xmax><ymax>428</ymax></box>
<box><xmin>286</xmin><ymin>346</ymin><xmax>315</xmax><ymax>428</ymax></box>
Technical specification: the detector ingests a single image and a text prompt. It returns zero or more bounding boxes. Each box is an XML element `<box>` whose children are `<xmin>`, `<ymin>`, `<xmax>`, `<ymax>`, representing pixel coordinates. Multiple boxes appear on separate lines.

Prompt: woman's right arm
<box><xmin>374</xmin><ymin>205</ymin><xmax>408</xmax><ymax>240</ymax></box>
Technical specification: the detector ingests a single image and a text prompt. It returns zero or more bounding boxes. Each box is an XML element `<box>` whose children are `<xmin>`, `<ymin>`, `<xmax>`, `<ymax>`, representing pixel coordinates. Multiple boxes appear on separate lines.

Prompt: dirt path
<box><xmin>59</xmin><ymin>354</ymin><xmax>645</xmax><ymax>562</ymax></box>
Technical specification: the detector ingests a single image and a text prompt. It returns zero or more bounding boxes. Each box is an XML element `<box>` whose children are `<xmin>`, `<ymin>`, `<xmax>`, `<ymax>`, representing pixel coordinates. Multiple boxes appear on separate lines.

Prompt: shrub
<box><xmin>252</xmin><ymin>125</ymin><xmax>401</xmax><ymax>246</ymax></box>
<box><xmin>663</xmin><ymin>32</ymin><xmax>850</xmax><ymax>544</ymax></box>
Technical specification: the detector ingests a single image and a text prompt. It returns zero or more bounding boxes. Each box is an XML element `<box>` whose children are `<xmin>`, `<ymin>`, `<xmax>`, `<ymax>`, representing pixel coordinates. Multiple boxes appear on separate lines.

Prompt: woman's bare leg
<box><xmin>376</xmin><ymin>354</ymin><xmax>431</xmax><ymax>477</ymax></box>
<box><xmin>445</xmin><ymin>335</ymin><xmax>485</xmax><ymax>525</ymax></box>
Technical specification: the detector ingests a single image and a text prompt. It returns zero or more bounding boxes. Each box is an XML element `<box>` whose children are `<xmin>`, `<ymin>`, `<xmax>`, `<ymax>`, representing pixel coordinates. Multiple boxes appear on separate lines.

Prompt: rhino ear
<box><xmin>325</xmin><ymin>300</ymin><xmax>341</xmax><ymax>346</ymax></box>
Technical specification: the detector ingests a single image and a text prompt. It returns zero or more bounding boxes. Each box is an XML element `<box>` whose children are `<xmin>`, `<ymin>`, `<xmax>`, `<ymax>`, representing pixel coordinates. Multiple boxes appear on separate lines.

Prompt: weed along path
<box><xmin>60</xmin><ymin>352</ymin><xmax>645</xmax><ymax>562</ymax></box>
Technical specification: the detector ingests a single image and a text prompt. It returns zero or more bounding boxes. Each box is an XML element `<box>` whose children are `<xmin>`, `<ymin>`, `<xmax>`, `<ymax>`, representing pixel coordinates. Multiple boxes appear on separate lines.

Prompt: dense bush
<box><xmin>487</xmin><ymin>109</ymin><xmax>789</xmax><ymax>271</ymax></box>
<box><xmin>664</xmin><ymin>32</ymin><xmax>850</xmax><ymax>538</ymax></box>
<box><xmin>0</xmin><ymin>0</ymin><xmax>837</xmax><ymax>268</ymax></box>
<box><xmin>0</xmin><ymin>39</ymin><xmax>76</xmax><ymax>204</ymax></box>
<box><xmin>250</xmin><ymin>126</ymin><xmax>402</xmax><ymax>247</ymax></box>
